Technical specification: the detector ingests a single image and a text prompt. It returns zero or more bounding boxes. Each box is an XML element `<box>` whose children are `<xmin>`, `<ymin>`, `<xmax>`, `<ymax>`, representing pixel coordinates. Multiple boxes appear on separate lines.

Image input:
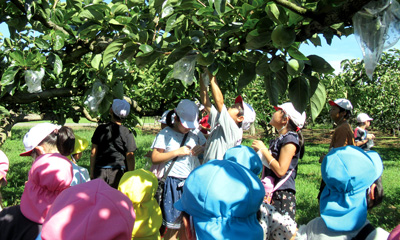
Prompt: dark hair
<box><xmin>40</xmin><ymin>126</ymin><xmax>75</xmax><ymax>156</ymax></box>
<box><xmin>111</xmin><ymin>111</ymin><xmax>122</xmax><ymax>121</ymax></box>
<box><xmin>230</xmin><ymin>103</ymin><xmax>244</xmax><ymax>128</ymax></box>
<box><xmin>338</xmin><ymin>107</ymin><xmax>352</xmax><ymax>120</ymax></box>
<box><xmin>367</xmin><ymin>176</ymin><xmax>384</xmax><ymax>210</ymax></box>
<box><xmin>166</xmin><ymin>110</ymin><xmax>176</xmax><ymax>128</ymax></box>
<box><xmin>283</xmin><ymin>113</ymin><xmax>305</xmax><ymax>159</ymax></box>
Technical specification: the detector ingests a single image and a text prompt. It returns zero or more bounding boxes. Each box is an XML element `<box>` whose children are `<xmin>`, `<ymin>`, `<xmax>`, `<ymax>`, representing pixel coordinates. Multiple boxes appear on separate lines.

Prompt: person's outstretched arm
<box><xmin>200</xmin><ymin>70</ymin><xmax>212</xmax><ymax>113</ymax></box>
<box><xmin>208</xmin><ymin>71</ymin><xmax>224</xmax><ymax>113</ymax></box>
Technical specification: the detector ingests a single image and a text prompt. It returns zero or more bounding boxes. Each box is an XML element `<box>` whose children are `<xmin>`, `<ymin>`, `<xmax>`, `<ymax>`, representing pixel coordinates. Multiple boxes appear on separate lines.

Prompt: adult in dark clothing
<box><xmin>90</xmin><ymin>99</ymin><xmax>137</xmax><ymax>188</ymax></box>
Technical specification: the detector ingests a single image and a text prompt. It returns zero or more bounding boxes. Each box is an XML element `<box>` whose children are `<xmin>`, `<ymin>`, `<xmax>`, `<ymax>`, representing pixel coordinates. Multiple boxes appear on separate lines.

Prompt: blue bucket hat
<box><xmin>174</xmin><ymin>160</ymin><xmax>265</xmax><ymax>240</ymax></box>
<box><xmin>320</xmin><ymin>146</ymin><xmax>383</xmax><ymax>232</ymax></box>
<box><xmin>223</xmin><ymin>145</ymin><xmax>263</xmax><ymax>175</ymax></box>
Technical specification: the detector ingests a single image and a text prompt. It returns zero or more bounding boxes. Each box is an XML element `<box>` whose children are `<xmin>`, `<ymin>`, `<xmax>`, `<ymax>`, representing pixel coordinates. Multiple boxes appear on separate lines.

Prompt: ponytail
<box><xmin>40</xmin><ymin>126</ymin><xmax>75</xmax><ymax>156</ymax></box>
<box><xmin>166</xmin><ymin>110</ymin><xmax>176</xmax><ymax>128</ymax></box>
<box><xmin>288</xmin><ymin>119</ymin><xmax>305</xmax><ymax>159</ymax></box>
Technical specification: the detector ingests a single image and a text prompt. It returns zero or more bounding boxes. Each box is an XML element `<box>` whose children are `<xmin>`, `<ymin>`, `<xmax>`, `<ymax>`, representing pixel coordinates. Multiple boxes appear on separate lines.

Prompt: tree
<box><xmin>313</xmin><ymin>49</ymin><xmax>400</xmax><ymax>135</ymax></box>
<box><xmin>0</xmin><ymin>0</ymin><xmax>377</xmax><ymax>144</ymax></box>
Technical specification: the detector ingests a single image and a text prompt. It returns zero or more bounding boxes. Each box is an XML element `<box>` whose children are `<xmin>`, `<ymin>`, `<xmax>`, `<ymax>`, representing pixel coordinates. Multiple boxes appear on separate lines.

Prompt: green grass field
<box><xmin>1</xmin><ymin>125</ymin><xmax>399</xmax><ymax>231</ymax></box>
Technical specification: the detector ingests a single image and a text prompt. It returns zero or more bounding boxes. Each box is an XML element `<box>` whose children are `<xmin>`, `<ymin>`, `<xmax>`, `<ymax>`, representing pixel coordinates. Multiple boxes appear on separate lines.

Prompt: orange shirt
<box><xmin>329</xmin><ymin>121</ymin><xmax>355</xmax><ymax>149</ymax></box>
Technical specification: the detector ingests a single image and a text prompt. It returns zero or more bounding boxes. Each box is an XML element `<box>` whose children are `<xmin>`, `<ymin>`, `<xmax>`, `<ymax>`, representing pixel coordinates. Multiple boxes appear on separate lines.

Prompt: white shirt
<box><xmin>151</xmin><ymin>127</ymin><xmax>206</xmax><ymax>178</ymax></box>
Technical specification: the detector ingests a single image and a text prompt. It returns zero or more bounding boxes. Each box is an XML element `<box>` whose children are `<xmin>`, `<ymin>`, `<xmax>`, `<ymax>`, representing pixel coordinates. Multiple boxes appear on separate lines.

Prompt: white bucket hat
<box><xmin>329</xmin><ymin>98</ymin><xmax>353</xmax><ymax>110</ymax></box>
<box><xmin>20</xmin><ymin>123</ymin><xmax>61</xmax><ymax>156</ymax></box>
<box><xmin>175</xmin><ymin>99</ymin><xmax>199</xmax><ymax>129</ymax></box>
<box><xmin>112</xmin><ymin>99</ymin><xmax>130</xmax><ymax>118</ymax></box>
<box><xmin>357</xmin><ymin>113</ymin><xmax>373</xmax><ymax>123</ymax></box>
<box><xmin>274</xmin><ymin>102</ymin><xmax>306</xmax><ymax>129</ymax></box>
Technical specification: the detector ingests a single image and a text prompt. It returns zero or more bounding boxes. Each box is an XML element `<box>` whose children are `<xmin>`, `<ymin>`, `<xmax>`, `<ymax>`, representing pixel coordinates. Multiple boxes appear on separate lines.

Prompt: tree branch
<box><xmin>3</xmin><ymin>88</ymin><xmax>81</xmax><ymax>104</ymax></box>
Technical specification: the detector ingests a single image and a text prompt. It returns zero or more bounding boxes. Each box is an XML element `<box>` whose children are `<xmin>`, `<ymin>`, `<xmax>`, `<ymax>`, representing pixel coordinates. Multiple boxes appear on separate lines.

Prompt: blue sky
<box><xmin>1</xmin><ymin>22</ymin><xmax>399</xmax><ymax>74</ymax></box>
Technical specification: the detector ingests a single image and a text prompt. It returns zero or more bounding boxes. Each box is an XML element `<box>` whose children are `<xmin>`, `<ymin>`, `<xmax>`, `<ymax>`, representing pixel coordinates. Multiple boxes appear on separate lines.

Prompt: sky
<box><xmin>1</xmin><ymin>22</ymin><xmax>399</xmax><ymax>74</ymax></box>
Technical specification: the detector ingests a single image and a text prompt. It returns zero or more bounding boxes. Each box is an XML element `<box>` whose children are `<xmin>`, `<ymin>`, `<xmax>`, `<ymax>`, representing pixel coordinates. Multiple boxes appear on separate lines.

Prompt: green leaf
<box><xmin>91</xmin><ymin>54</ymin><xmax>102</xmax><ymax>70</ymax></box>
<box><xmin>112</xmin><ymin>81</ymin><xmax>124</xmax><ymax>99</ymax></box>
<box><xmin>1</xmin><ymin>66</ymin><xmax>19</xmax><ymax>89</ymax></box>
<box><xmin>136</xmin><ymin>51</ymin><xmax>164</xmax><ymax>68</ymax></box>
<box><xmin>275</xmin><ymin>69</ymin><xmax>288</xmax><ymax>95</ymax></box>
<box><xmin>245</xmin><ymin>30</ymin><xmax>271</xmax><ymax>49</ymax></box>
<box><xmin>53</xmin><ymin>31</ymin><xmax>65</xmax><ymax>51</ymax></box>
<box><xmin>307</xmin><ymin>55</ymin><xmax>335</xmax><ymax>73</ymax></box>
<box><xmin>264</xmin><ymin>74</ymin><xmax>279</xmax><ymax>106</ymax></box>
<box><xmin>214</xmin><ymin>0</ymin><xmax>226</xmax><ymax>16</ymax></box>
<box><xmin>10</xmin><ymin>50</ymin><xmax>25</xmax><ymax>66</ymax></box>
<box><xmin>197</xmin><ymin>51</ymin><xmax>214</xmax><ymax>66</ymax></box>
<box><xmin>79</xmin><ymin>9</ymin><xmax>103</xmax><ymax>21</ymax></box>
<box><xmin>109</xmin><ymin>19</ymin><xmax>124</xmax><ymax>25</ymax></box>
<box><xmin>310</xmin><ymin>82</ymin><xmax>326</xmax><ymax>121</ymax></box>
<box><xmin>289</xmin><ymin>76</ymin><xmax>309</xmax><ymax>113</ymax></box>
<box><xmin>138</xmin><ymin>44</ymin><xmax>154</xmax><ymax>57</ymax></box>
<box><xmin>102</xmin><ymin>38</ymin><xmax>129</xmax><ymax>66</ymax></box>
<box><xmin>238</xmin><ymin>63</ymin><xmax>256</xmax><ymax>91</ymax></box>
<box><xmin>48</xmin><ymin>53</ymin><xmax>63</xmax><ymax>76</ymax></box>
<box><xmin>309</xmin><ymin>34</ymin><xmax>321</xmax><ymax>47</ymax></box>
<box><xmin>111</xmin><ymin>4</ymin><xmax>129</xmax><ymax>16</ymax></box>
<box><xmin>307</xmin><ymin>75</ymin><xmax>319</xmax><ymax>96</ymax></box>
<box><xmin>118</xmin><ymin>42</ymin><xmax>138</xmax><ymax>62</ymax></box>
<box><xmin>67</xmin><ymin>0</ymin><xmax>82</xmax><ymax>10</ymax></box>
<box><xmin>35</xmin><ymin>38</ymin><xmax>50</xmax><ymax>49</ymax></box>
<box><xmin>164</xmin><ymin>14</ymin><xmax>186</xmax><ymax>37</ymax></box>
<box><xmin>288</xmin><ymin>46</ymin><xmax>308</xmax><ymax>60</ymax></box>
<box><xmin>165</xmin><ymin>46</ymin><xmax>192</xmax><ymax>65</ymax></box>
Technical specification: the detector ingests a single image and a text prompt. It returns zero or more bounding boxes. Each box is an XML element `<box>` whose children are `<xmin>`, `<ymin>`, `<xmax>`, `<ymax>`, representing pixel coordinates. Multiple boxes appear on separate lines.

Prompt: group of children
<box><xmin>0</xmin><ymin>67</ymin><xmax>395</xmax><ymax>240</ymax></box>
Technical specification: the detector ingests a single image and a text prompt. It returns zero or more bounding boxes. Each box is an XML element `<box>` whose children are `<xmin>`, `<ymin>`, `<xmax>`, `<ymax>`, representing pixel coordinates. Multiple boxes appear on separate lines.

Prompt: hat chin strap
<box><xmin>277</xmin><ymin>121</ymin><xmax>288</xmax><ymax>134</ymax></box>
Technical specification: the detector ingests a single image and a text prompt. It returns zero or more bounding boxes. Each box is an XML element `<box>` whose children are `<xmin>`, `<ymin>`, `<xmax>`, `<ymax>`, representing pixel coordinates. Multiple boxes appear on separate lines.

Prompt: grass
<box><xmin>1</xmin><ymin>125</ymin><xmax>399</xmax><ymax>232</ymax></box>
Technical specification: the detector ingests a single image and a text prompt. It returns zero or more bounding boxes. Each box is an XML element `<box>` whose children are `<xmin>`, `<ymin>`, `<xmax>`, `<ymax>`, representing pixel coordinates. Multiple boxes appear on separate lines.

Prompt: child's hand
<box><xmin>176</xmin><ymin>146</ymin><xmax>192</xmax><ymax>157</ymax></box>
<box><xmin>191</xmin><ymin>145</ymin><xmax>204</xmax><ymax>156</ymax></box>
<box><xmin>252</xmin><ymin>140</ymin><xmax>267</xmax><ymax>152</ymax></box>
<box><xmin>367</xmin><ymin>134</ymin><xmax>375</xmax><ymax>139</ymax></box>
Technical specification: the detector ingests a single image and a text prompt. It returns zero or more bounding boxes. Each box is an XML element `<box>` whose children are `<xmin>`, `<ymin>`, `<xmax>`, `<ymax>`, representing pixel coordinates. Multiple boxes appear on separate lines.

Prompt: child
<box><xmin>174</xmin><ymin>158</ymin><xmax>265</xmax><ymax>240</ymax></box>
<box><xmin>67</xmin><ymin>134</ymin><xmax>91</xmax><ymax>185</ymax></box>
<box><xmin>90</xmin><ymin>99</ymin><xmax>137</xmax><ymax>188</ymax></box>
<box><xmin>320</xmin><ymin>98</ymin><xmax>355</xmax><ymax>162</ymax></box>
<box><xmin>354</xmin><ymin>113</ymin><xmax>375</xmax><ymax>151</ymax></box>
<box><xmin>118</xmin><ymin>169</ymin><xmax>162</xmax><ymax>240</ymax></box>
<box><xmin>296</xmin><ymin>146</ymin><xmax>388</xmax><ymax>239</ymax></box>
<box><xmin>318</xmin><ymin>98</ymin><xmax>355</xmax><ymax>199</ymax></box>
<box><xmin>199</xmin><ymin>68</ymin><xmax>256</xmax><ymax>163</ymax></box>
<box><xmin>0</xmin><ymin>151</ymin><xmax>73</xmax><ymax>240</ymax></box>
<box><xmin>223</xmin><ymin>146</ymin><xmax>297</xmax><ymax>240</ymax></box>
<box><xmin>41</xmin><ymin>179</ymin><xmax>136</xmax><ymax>240</ymax></box>
<box><xmin>252</xmin><ymin>102</ymin><xmax>306</xmax><ymax>226</ymax></box>
<box><xmin>151</xmin><ymin>99</ymin><xmax>206</xmax><ymax>240</ymax></box>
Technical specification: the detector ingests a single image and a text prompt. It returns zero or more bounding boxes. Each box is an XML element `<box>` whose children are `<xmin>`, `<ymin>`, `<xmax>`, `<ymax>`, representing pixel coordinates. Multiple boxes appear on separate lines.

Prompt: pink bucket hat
<box><xmin>42</xmin><ymin>179</ymin><xmax>136</xmax><ymax>240</ymax></box>
<box><xmin>20</xmin><ymin>153</ymin><xmax>73</xmax><ymax>224</ymax></box>
<box><xmin>0</xmin><ymin>150</ymin><xmax>9</xmax><ymax>185</ymax></box>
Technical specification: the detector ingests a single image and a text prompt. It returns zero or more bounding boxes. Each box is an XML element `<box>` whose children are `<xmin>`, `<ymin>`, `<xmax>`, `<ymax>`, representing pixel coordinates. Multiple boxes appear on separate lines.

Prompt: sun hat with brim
<box><xmin>42</xmin><ymin>179</ymin><xmax>136</xmax><ymax>240</ymax></box>
<box><xmin>357</xmin><ymin>113</ymin><xmax>373</xmax><ymax>123</ymax></box>
<box><xmin>20</xmin><ymin>153</ymin><xmax>73</xmax><ymax>224</ymax></box>
<box><xmin>274</xmin><ymin>102</ymin><xmax>306</xmax><ymax>129</ymax></box>
<box><xmin>320</xmin><ymin>146</ymin><xmax>383</xmax><ymax>232</ymax></box>
<box><xmin>112</xmin><ymin>99</ymin><xmax>131</xmax><ymax>118</ymax></box>
<box><xmin>0</xmin><ymin>150</ymin><xmax>9</xmax><ymax>184</ymax></box>
<box><xmin>174</xmin><ymin>160</ymin><xmax>265</xmax><ymax>240</ymax></box>
<box><xmin>67</xmin><ymin>134</ymin><xmax>89</xmax><ymax>161</ymax></box>
<box><xmin>388</xmin><ymin>224</ymin><xmax>400</xmax><ymax>240</ymax></box>
<box><xmin>223</xmin><ymin>145</ymin><xmax>262</xmax><ymax>175</ymax></box>
<box><xmin>175</xmin><ymin>99</ymin><xmax>199</xmax><ymax>129</ymax></box>
<box><xmin>235</xmin><ymin>95</ymin><xmax>256</xmax><ymax>131</ymax></box>
<box><xmin>328</xmin><ymin>98</ymin><xmax>353</xmax><ymax>111</ymax></box>
<box><xmin>20</xmin><ymin>123</ymin><xmax>61</xmax><ymax>156</ymax></box>
<box><xmin>118</xmin><ymin>169</ymin><xmax>162</xmax><ymax>239</ymax></box>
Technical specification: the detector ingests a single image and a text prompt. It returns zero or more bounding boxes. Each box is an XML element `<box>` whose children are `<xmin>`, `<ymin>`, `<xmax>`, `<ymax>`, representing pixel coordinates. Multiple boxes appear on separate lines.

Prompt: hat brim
<box><xmin>180</xmin><ymin>119</ymin><xmax>198</xmax><ymax>129</ymax></box>
<box><xmin>328</xmin><ymin>100</ymin><xmax>337</xmax><ymax>106</ymax></box>
<box><xmin>320</xmin><ymin>187</ymin><xmax>368</xmax><ymax>232</ymax></box>
<box><xmin>235</xmin><ymin>96</ymin><xmax>244</xmax><ymax>109</ymax></box>
<box><xmin>20</xmin><ymin>150</ymin><xmax>33</xmax><ymax>157</ymax></box>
